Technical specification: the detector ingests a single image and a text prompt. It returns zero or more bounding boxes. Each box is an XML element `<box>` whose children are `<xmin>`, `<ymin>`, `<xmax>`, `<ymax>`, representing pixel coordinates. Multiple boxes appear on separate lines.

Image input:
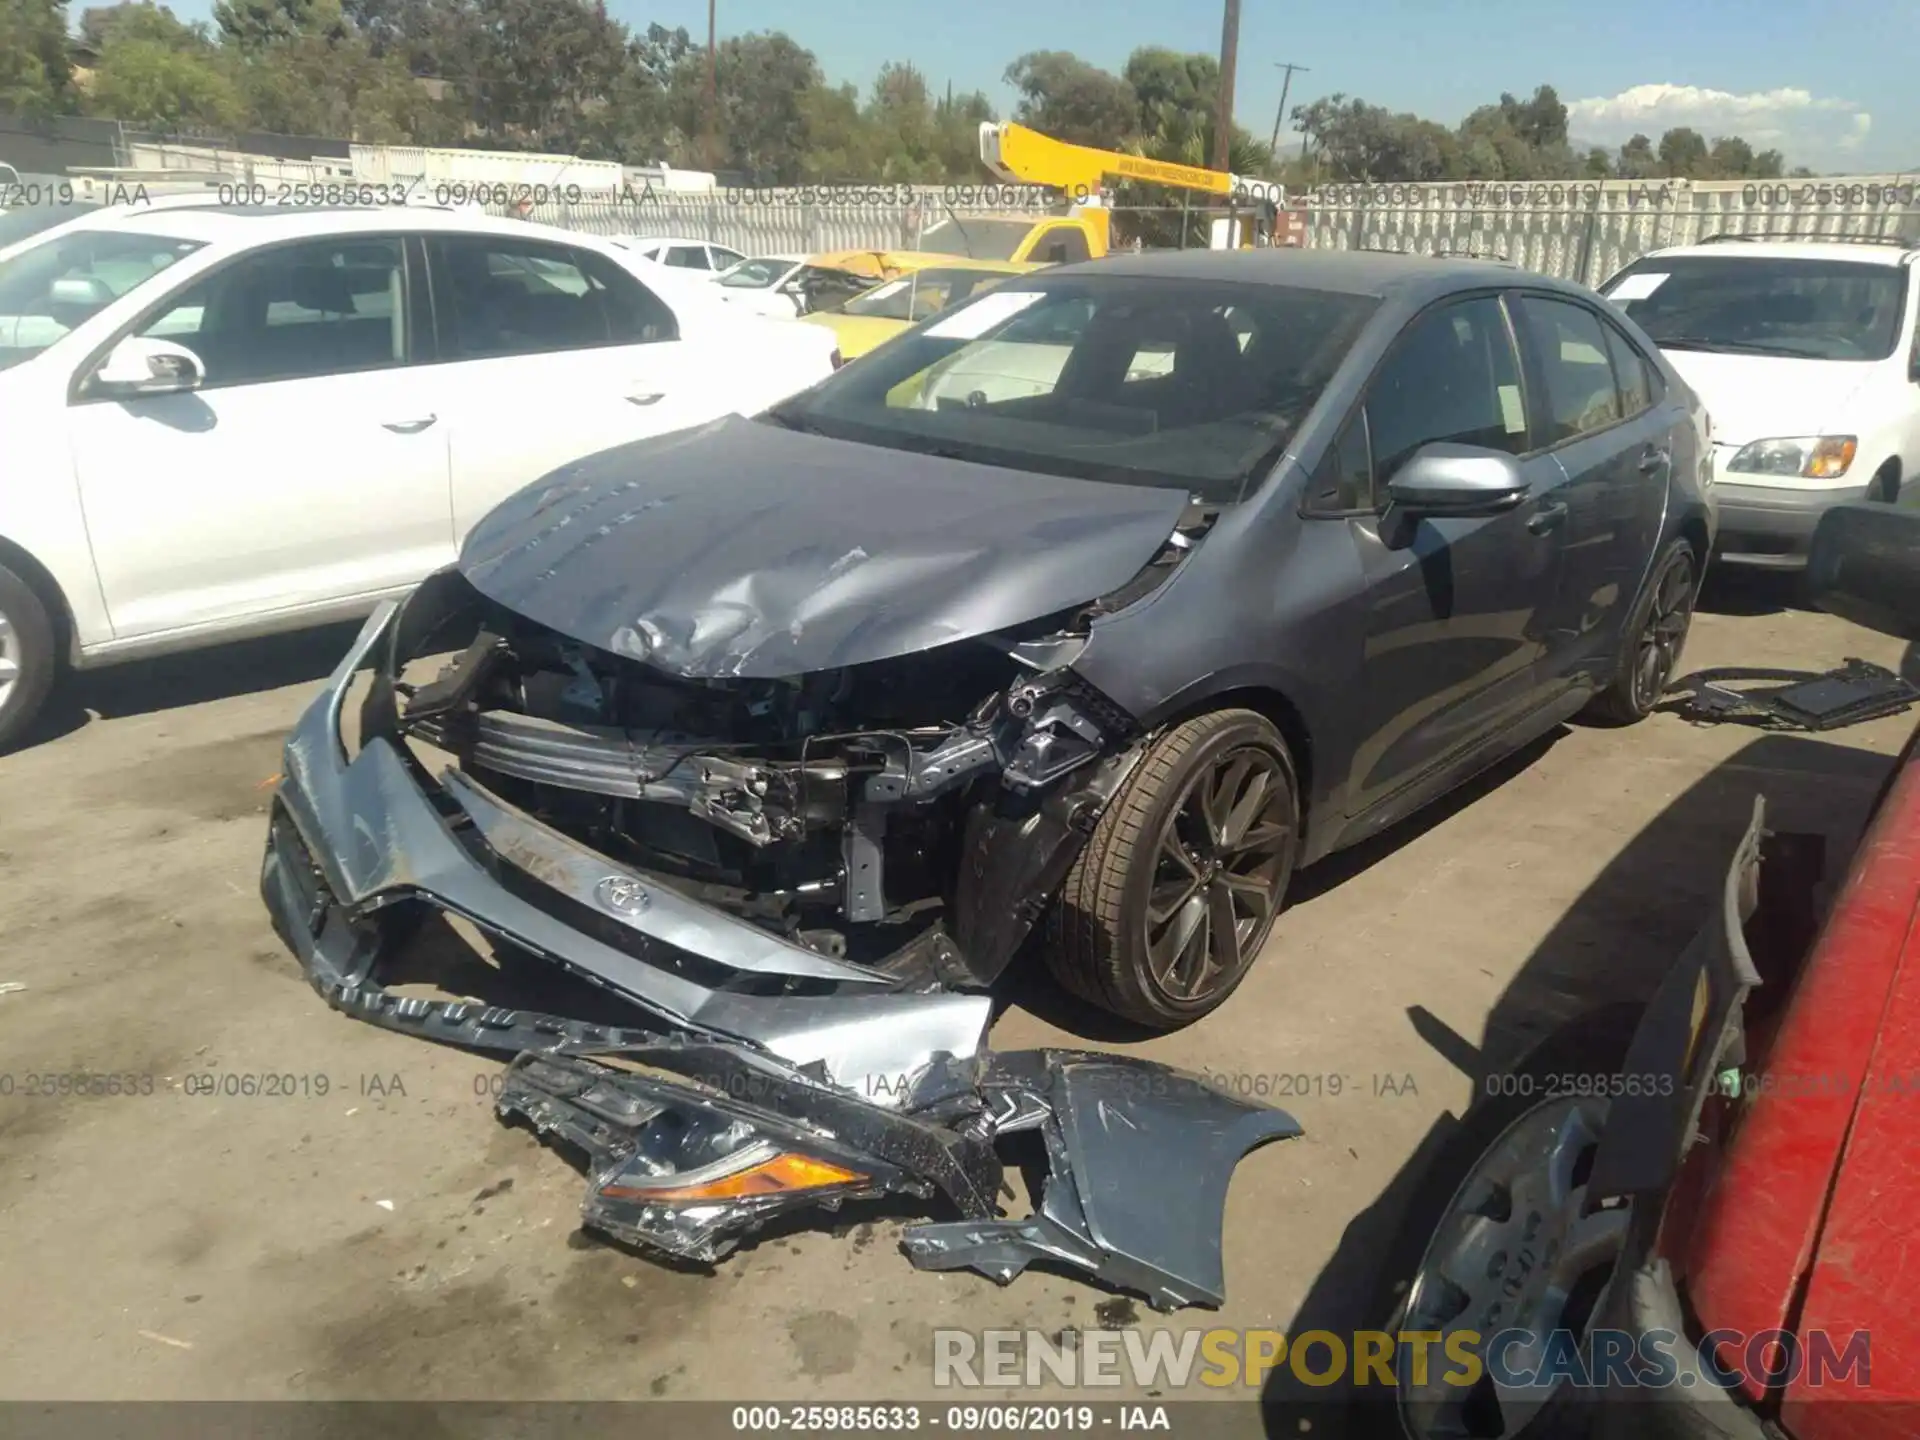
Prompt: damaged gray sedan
<box><xmin>260</xmin><ymin>250</ymin><xmax>1711</xmax><ymax>1307</ymax></box>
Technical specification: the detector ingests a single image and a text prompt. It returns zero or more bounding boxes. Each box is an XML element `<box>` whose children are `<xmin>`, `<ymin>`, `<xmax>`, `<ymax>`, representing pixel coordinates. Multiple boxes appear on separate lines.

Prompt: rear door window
<box><xmin>430</xmin><ymin>236</ymin><xmax>677</xmax><ymax>359</ymax></box>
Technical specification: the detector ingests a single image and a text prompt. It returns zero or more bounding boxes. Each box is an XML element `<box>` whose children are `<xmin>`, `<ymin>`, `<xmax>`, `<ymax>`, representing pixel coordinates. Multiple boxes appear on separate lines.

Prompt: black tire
<box><xmin>1353</xmin><ymin>1006</ymin><xmax>1644</xmax><ymax>1440</ymax></box>
<box><xmin>1045</xmin><ymin>708</ymin><xmax>1299</xmax><ymax>1029</ymax></box>
<box><xmin>1869</xmin><ymin>460</ymin><xmax>1901</xmax><ymax>505</ymax></box>
<box><xmin>1581</xmin><ymin>539</ymin><xmax>1698</xmax><ymax>727</ymax></box>
<box><xmin>0</xmin><ymin>563</ymin><xmax>56</xmax><ymax>754</ymax></box>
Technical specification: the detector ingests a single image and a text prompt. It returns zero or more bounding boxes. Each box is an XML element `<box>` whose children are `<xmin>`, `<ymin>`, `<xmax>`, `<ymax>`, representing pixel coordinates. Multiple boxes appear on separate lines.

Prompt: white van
<box><xmin>1600</xmin><ymin>234</ymin><xmax>1920</xmax><ymax>570</ymax></box>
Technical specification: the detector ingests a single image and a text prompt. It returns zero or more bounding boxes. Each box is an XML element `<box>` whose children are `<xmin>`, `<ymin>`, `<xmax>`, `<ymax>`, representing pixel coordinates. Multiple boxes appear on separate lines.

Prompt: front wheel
<box><xmin>1046</xmin><ymin>709</ymin><xmax>1300</xmax><ymax>1029</ymax></box>
<box><xmin>0</xmin><ymin>564</ymin><xmax>56</xmax><ymax>753</ymax></box>
<box><xmin>1582</xmin><ymin>539</ymin><xmax>1697</xmax><ymax>726</ymax></box>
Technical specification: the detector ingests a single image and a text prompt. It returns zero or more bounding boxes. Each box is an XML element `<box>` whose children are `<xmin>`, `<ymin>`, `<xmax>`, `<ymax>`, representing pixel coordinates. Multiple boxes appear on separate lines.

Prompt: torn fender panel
<box><xmin>456</xmin><ymin>414</ymin><xmax>1191</xmax><ymax>678</ymax></box>
<box><xmin>904</xmin><ymin>1052</ymin><xmax>1302</xmax><ymax>1309</ymax></box>
<box><xmin>493</xmin><ymin>1045</ymin><xmax>1298</xmax><ymax>1310</ymax></box>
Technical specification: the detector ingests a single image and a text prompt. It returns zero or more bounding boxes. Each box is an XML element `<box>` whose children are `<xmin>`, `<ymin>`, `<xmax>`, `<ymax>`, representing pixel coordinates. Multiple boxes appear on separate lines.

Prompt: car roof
<box><xmin>1052</xmin><ymin>246</ymin><xmax>1565</xmax><ymax>300</ymax></box>
<box><xmin>619</xmin><ymin>234</ymin><xmax>721</xmax><ymax>248</ymax></box>
<box><xmin>42</xmin><ymin>201</ymin><xmax>634</xmax><ymax>250</ymax></box>
<box><xmin>1637</xmin><ymin>238</ymin><xmax>1918</xmax><ymax>267</ymax></box>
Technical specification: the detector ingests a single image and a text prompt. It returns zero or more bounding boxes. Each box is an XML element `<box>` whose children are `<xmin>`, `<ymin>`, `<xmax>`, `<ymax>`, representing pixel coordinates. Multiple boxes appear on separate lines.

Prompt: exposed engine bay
<box><xmin>393</xmin><ymin>556</ymin><xmax>1176</xmax><ymax>989</ymax></box>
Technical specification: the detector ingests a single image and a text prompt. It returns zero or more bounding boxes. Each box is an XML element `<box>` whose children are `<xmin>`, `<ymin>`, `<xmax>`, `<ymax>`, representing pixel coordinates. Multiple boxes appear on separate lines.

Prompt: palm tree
<box><xmin>1113</xmin><ymin>126</ymin><xmax>1277</xmax><ymax>249</ymax></box>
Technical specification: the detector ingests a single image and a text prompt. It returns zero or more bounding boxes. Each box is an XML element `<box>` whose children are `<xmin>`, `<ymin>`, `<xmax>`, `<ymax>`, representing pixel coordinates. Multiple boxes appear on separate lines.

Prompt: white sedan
<box><xmin>611</xmin><ymin>235</ymin><xmax>746</xmax><ymax>273</ymax></box>
<box><xmin>0</xmin><ymin>202</ymin><xmax>836</xmax><ymax>747</ymax></box>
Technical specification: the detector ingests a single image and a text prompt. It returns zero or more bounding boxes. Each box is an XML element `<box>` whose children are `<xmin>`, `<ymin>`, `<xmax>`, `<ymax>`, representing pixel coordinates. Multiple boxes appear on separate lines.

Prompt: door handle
<box><xmin>1638</xmin><ymin>446</ymin><xmax>1671</xmax><ymax>473</ymax></box>
<box><xmin>626</xmin><ymin>392</ymin><xmax>667</xmax><ymax>407</ymax></box>
<box><xmin>1527</xmin><ymin>500</ymin><xmax>1568</xmax><ymax>536</ymax></box>
<box><xmin>382</xmin><ymin>415</ymin><xmax>438</xmax><ymax>434</ymax></box>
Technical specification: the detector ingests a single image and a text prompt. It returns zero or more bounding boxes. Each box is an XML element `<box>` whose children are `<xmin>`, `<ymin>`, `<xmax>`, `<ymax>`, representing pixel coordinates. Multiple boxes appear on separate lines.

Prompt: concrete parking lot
<box><xmin>0</xmin><ymin>575</ymin><xmax>1912</xmax><ymax>1422</ymax></box>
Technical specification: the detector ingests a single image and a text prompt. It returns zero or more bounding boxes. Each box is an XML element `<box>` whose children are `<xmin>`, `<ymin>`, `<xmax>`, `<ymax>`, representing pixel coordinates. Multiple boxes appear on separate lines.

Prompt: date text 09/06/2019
<box><xmin>729</xmin><ymin>1406</ymin><xmax>1169</xmax><ymax>1432</ymax></box>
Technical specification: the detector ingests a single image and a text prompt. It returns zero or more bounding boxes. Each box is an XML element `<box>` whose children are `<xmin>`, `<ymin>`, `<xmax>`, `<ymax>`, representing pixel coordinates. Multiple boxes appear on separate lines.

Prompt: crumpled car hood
<box><xmin>457</xmin><ymin>414</ymin><xmax>1190</xmax><ymax>677</ymax></box>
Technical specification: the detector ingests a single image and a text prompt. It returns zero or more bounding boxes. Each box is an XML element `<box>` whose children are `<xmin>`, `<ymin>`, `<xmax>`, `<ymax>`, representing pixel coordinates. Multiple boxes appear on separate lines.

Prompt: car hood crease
<box><xmin>457</xmin><ymin>414</ymin><xmax>1192</xmax><ymax>677</ymax></box>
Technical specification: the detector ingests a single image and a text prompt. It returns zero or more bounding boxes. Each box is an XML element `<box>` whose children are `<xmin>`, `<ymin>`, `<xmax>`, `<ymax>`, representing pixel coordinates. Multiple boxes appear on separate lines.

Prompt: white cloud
<box><xmin>1566</xmin><ymin>83</ymin><xmax>1873</xmax><ymax>166</ymax></box>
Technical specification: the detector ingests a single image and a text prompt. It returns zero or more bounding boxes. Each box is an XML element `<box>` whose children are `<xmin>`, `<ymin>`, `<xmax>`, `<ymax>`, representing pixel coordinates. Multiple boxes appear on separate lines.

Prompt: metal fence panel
<box><xmin>1295</xmin><ymin>176</ymin><xmax>1920</xmax><ymax>286</ymax></box>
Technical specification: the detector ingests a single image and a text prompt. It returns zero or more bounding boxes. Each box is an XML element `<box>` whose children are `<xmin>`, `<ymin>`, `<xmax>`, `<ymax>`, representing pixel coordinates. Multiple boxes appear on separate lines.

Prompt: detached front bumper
<box><xmin>260</xmin><ymin>600</ymin><xmax>1299</xmax><ymax>1308</ymax></box>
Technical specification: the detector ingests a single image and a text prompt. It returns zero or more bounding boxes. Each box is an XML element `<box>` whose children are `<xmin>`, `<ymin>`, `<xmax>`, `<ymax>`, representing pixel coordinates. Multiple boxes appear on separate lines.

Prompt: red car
<box><xmin>1383</xmin><ymin>500</ymin><xmax>1920</xmax><ymax>1440</ymax></box>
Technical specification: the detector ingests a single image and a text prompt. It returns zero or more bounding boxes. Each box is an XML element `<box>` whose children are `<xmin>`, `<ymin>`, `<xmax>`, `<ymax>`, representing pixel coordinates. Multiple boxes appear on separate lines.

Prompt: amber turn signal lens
<box><xmin>1806</xmin><ymin>436</ymin><xmax>1858</xmax><ymax>479</ymax></box>
<box><xmin>601</xmin><ymin>1152</ymin><xmax>867</xmax><ymax>1204</ymax></box>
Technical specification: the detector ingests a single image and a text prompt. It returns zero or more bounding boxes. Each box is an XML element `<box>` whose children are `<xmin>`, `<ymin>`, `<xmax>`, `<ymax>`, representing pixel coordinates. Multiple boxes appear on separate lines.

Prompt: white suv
<box><xmin>0</xmin><ymin>201</ymin><xmax>835</xmax><ymax>748</ymax></box>
<box><xmin>1601</xmin><ymin>235</ymin><xmax>1920</xmax><ymax>569</ymax></box>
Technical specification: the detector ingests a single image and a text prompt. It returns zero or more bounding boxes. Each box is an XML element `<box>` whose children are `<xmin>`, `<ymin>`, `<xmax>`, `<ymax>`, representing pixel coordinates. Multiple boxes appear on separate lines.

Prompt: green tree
<box><xmin>213</xmin><ymin>0</ymin><xmax>342</xmax><ymax>50</ymax></box>
<box><xmin>1003</xmin><ymin>50</ymin><xmax>1137</xmax><ymax>148</ymax></box>
<box><xmin>85</xmin><ymin>4</ymin><xmax>241</xmax><ymax>127</ymax></box>
<box><xmin>91</xmin><ymin>38</ymin><xmax>243</xmax><ymax>127</ymax></box>
<box><xmin>1</xmin><ymin>0</ymin><xmax>77</xmax><ymax>115</ymax></box>
<box><xmin>1123</xmin><ymin>46</ymin><xmax>1217</xmax><ymax>153</ymax></box>
<box><xmin>1295</xmin><ymin>93</ymin><xmax>1461</xmax><ymax>182</ymax></box>
<box><xmin>1656</xmin><ymin>126</ymin><xmax>1709</xmax><ymax>177</ymax></box>
<box><xmin>669</xmin><ymin>31</ymin><xmax>822</xmax><ymax>181</ymax></box>
<box><xmin>1616</xmin><ymin>133</ymin><xmax>1657</xmax><ymax>178</ymax></box>
<box><xmin>80</xmin><ymin>0</ymin><xmax>212</xmax><ymax>48</ymax></box>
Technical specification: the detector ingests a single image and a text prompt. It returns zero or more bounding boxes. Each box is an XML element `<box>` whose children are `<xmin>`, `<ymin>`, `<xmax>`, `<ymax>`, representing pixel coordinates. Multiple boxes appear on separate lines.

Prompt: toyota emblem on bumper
<box><xmin>595</xmin><ymin>876</ymin><xmax>652</xmax><ymax>916</ymax></box>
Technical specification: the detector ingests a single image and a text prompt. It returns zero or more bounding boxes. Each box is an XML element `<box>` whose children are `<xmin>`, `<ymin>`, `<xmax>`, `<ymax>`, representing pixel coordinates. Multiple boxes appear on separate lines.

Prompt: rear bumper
<box><xmin>260</xmin><ymin>599</ymin><xmax>1300</xmax><ymax>1307</ymax></box>
<box><xmin>1712</xmin><ymin>481</ymin><xmax>1870</xmax><ymax>570</ymax></box>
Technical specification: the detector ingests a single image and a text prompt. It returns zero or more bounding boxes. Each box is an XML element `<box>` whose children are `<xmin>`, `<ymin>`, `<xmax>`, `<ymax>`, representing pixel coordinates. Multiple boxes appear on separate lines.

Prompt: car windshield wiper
<box><xmin>764</xmin><ymin>407</ymin><xmax>827</xmax><ymax>435</ymax></box>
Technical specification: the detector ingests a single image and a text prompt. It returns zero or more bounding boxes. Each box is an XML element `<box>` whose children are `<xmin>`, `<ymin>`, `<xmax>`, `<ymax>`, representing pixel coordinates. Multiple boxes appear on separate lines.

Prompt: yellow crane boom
<box><xmin>978</xmin><ymin>121</ymin><xmax>1285</xmax><ymax>210</ymax></box>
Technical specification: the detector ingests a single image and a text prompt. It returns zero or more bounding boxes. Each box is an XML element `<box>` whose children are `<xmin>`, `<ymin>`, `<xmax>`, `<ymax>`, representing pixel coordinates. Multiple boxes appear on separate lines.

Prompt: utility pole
<box><xmin>1211</xmin><ymin>0</ymin><xmax>1240</xmax><ymax>175</ymax></box>
<box><xmin>705</xmin><ymin>0</ymin><xmax>719</xmax><ymax>173</ymax></box>
<box><xmin>1268</xmin><ymin>62</ymin><xmax>1309</xmax><ymax>159</ymax></box>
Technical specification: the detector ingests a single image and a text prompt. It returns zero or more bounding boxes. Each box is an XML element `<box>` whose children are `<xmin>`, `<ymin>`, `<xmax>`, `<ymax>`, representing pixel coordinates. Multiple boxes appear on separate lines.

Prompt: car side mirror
<box><xmin>1806</xmin><ymin>502</ymin><xmax>1920</xmax><ymax>640</ymax></box>
<box><xmin>92</xmin><ymin>336</ymin><xmax>205</xmax><ymax>397</ymax></box>
<box><xmin>1385</xmin><ymin>444</ymin><xmax>1531</xmax><ymax>517</ymax></box>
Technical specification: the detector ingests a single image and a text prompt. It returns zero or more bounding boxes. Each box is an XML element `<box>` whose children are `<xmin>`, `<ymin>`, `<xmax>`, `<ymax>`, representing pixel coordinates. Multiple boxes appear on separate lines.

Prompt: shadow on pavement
<box><xmin>1696</xmin><ymin>567</ymin><xmax>1805</xmax><ymax>618</ymax></box>
<box><xmin>26</xmin><ymin>619</ymin><xmax>364</xmax><ymax>744</ymax></box>
<box><xmin>1259</xmin><ymin>729</ymin><xmax>1897</xmax><ymax>1439</ymax></box>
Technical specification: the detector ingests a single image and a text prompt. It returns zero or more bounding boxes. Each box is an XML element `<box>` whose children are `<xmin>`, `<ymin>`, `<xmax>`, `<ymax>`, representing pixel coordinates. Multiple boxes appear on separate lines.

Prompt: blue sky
<box><xmin>625</xmin><ymin>0</ymin><xmax>1915</xmax><ymax>171</ymax></box>
<box><xmin>165</xmin><ymin>0</ymin><xmax>1917</xmax><ymax>171</ymax></box>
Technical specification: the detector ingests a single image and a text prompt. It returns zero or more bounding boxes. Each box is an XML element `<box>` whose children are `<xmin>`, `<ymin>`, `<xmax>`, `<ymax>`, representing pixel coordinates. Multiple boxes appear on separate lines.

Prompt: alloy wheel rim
<box><xmin>1143</xmin><ymin>744</ymin><xmax>1295</xmax><ymax>1004</ymax></box>
<box><xmin>0</xmin><ymin>606</ymin><xmax>19</xmax><ymax>713</ymax></box>
<box><xmin>1632</xmin><ymin>554</ymin><xmax>1695</xmax><ymax>711</ymax></box>
<box><xmin>1397</xmin><ymin>1095</ymin><xmax>1629</xmax><ymax>1440</ymax></box>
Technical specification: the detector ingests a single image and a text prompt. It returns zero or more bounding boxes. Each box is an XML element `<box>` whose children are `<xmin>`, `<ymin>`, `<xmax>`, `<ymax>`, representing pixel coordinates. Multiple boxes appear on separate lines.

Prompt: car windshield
<box><xmin>841</xmin><ymin>268</ymin><xmax>1008</xmax><ymax>322</ymax></box>
<box><xmin>0</xmin><ymin>226</ymin><xmax>203</xmax><ymax>372</ymax></box>
<box><xmin>766</xmin><ymin>274</ymin><xmax>1377</xmax><ymax>504</ymax></box>
<box><xmin>720</xmin><ymin>257</ymin><xmax>794</xmax><ymax>288</ymax></box>
<box><xmin>1604</xmin><ymin>253</ymin><xmax>1909</xmax><ymax>361</ymax></box>
<box><xmin>916</xmin><ymin>218</ymin><xmax>1035</xmax><ymax>262</ymax></box>
<box><xmin>0</xmin><ymin>200</ymin><xmax>101</xmax><ymax>251</ymax></box>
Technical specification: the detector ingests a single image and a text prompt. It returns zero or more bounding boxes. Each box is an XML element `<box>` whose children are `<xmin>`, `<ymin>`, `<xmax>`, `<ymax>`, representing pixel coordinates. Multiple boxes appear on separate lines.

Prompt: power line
<box><xmin>1268</xmin><ymin>62</ymin><xmax>1310</xmax><ymax>159</ymax></box>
